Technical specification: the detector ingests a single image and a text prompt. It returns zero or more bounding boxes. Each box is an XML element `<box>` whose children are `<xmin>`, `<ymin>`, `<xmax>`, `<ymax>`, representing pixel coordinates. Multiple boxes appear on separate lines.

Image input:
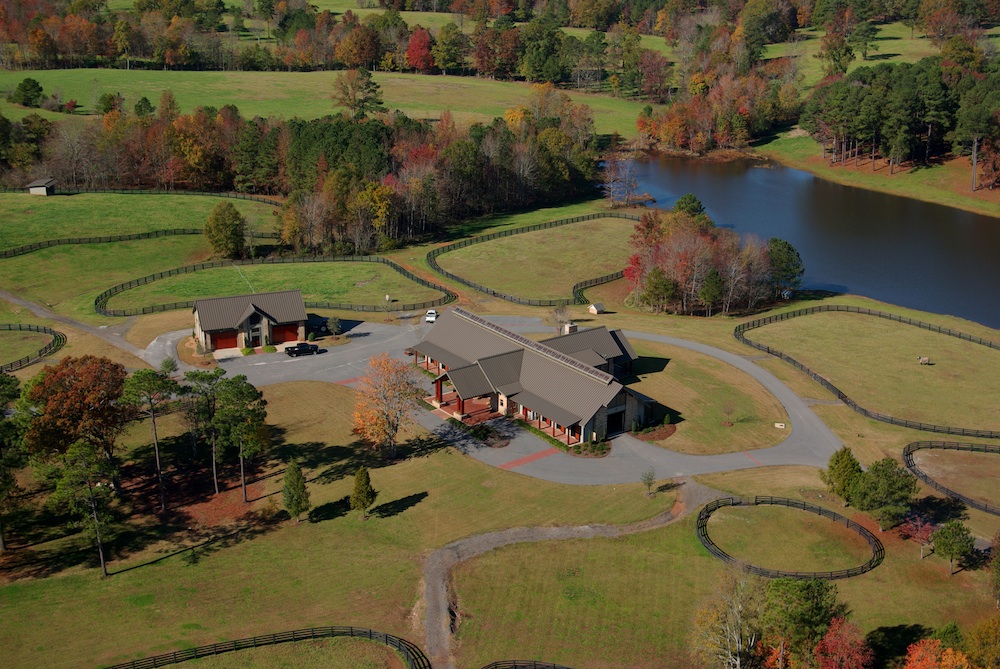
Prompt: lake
<box><xmin>635</xmin><ymin>154</ymin><xmax>1000</xmax><ymax>329</ymax></box>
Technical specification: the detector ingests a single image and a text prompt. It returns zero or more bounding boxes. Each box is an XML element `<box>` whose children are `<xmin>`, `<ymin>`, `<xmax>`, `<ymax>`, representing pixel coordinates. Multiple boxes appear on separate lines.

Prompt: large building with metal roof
<box><xmin>193</xmin><ymin>290</ymin><xmax>307</xmax><ymax>351</ymax></box>
<box><xmin>412</xmin><ymin>308</ymin><xmax>651</xmax><ymax>444</ymax></box>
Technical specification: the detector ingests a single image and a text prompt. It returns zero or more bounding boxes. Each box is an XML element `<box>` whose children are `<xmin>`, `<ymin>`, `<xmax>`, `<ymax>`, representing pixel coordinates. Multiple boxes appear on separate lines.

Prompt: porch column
<box><xmin>552</xmin><ymin>421</ymin><xmax>557</xmax><ymax>436</ymax></box>
<box><xmin>435</xmin><ymin>378</ymin><xmax>443</xmax><ymax>403</ymax></box>
<box><xmin>413</xmin><ymin>349</ymin><xmax>417</xmax><ymax>365</ymax></box>
<box><xmin>457</xmin><ymin>397</ymin><xmax>465</xmax><ymax>415</ymax></box>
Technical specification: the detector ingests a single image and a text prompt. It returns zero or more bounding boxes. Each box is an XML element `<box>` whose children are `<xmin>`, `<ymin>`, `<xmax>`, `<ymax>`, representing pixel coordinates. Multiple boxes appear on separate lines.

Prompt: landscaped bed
<box><xmin>434</xmin><ymin>217</ymin><xmax>633</xmax><ymax>300</ymax></box>
<box><xmin>911</xmin><ymin>449</ymin><xmax>1000</xmax><ymax>510</ymax></box>
<box><xmin>103</xmin><ymin>262</ymin><xmax>447</xmax><ymax>311</ymax></box>
<box><xmin>748</xmin><ymin>311</ymin><xmax>1000</xmax><ymax>431</ymax></box>
<box><xmin>625</xmin><ymin>341</ymin><xmax>789</xmax><ymax>455</ymax></box>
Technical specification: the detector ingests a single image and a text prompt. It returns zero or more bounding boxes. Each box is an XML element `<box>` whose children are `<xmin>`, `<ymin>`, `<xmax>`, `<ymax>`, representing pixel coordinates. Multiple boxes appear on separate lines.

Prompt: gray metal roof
<box><xmin>446</xmin><ymin>364</ymin><xmax>494</xmax><ymax>399</ymax></box>
<box><xmin>25</xmin><ymin>177</ymin><xmax>56</xmax><ymax>188</ymax></box>
<box><xmin>194</xmin><ymin>290</ymin><xmax>307</xmax><ymax>332</ymax></box>
<box><xmin>414</xmin><ymin>308</ymin><xmax>626</xmax><ymax>427</ymax></box>
<box><xmin>542</xmin><ymin>326</ymin><xmax>637</xmax><ymax>363</ymax></box>
<box><xmin>609</xmin><ymin>329</ymin><xmax>638</xmax><ymax>361</ymax></box>
<box><xmin>565</xmin><ymin>348</ymin><xmax>607</xmax><ymax>367</ymax></box>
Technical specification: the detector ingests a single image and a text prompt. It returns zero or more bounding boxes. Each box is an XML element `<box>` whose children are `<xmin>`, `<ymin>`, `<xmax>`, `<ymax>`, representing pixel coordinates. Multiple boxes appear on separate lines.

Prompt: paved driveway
<box><xmin>215</xmin><ymin>320</ymin><xmax>430</xmax><ymax>387</ymax></box>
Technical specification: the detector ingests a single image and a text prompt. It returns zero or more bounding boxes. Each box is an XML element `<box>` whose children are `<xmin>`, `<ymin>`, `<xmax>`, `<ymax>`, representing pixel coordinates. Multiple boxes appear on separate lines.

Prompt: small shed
<box><xmin>25</xmin><ymin>178</ymin><xmax>56</xmax><ymax>196</ymax></box>
<box><xmin>588</xmin><ymin>303</ymin><xmax>605</xmax><ymax>315</ymax></box>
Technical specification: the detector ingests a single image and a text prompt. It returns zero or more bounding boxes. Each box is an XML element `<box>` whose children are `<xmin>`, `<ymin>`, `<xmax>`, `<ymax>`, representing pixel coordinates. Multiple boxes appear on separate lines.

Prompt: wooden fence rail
<box><xmin>903</xmin><ymin>441</ymin><xmax>1000</xmax><ymax>516</ymax></box>
<box><xmin>734</xmin><ymin>305</ymin><xmax>1000</xmax><ymax>439</ymax></box>
<box><xmin>0</xmin><ymin>323</ymin><xmax>67</xmax><ymax>372</ymax></box>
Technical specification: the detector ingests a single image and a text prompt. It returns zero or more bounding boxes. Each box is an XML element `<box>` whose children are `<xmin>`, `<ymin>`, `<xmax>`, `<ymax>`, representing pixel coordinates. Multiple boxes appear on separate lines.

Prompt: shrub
<box><xmin>241</xmin><ymin>347</ymin><xmax>256</xmax><ymax>356</ymax></box>
<box><xmin>307</xmin><ymin>332</ymin><xmax>316</xmax><ymax>341</ymax></box>
<box><xmin>262</xmin><ymin>345</ymin><xmax>277</xmax><ymax>353</ymax></box>
<box><xmin>9</xmin><ymin>78</ymin><xmax>43</xmax><ymax>107</ymax></box>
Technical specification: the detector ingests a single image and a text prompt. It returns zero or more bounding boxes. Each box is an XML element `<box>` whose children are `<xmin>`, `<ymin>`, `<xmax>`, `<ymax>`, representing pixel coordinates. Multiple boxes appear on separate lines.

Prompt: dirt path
<box><xmin>0</xmin><ymin>288</ymin><xmax>145</xmax><ymax>360</ymax></box>
<box><xmin>420</xmin><ymin>478</ymin><xmax>723</xmax><ymax>669</ymax></box>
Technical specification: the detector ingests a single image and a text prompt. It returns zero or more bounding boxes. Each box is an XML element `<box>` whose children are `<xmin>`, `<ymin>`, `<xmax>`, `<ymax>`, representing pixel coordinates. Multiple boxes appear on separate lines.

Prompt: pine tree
<box><xmin>821</xmin><ymin>447</ymin><xmax>863</xmax><ymax>503</ymax></box>
<box><xmin>350</xmin><ymin>466</ymin><xmax>377</xmax><ymax>520</ymax></box>
<box><xmin>282</xmin><ymin>461</ymin><xmax>310</xmax><ymax>523</ymax></box>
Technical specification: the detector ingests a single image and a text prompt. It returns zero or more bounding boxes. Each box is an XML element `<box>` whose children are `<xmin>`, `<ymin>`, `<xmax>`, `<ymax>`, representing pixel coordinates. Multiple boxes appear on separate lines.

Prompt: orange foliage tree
<box><xmin>352</xmin><ymin>353</ymin><xmax>422</xmax><ymax>459</ymax></box>
<box><xmin>903</xmin><ymin>639</ymin><xmax>970</xmax><ymax>669</ymax></box>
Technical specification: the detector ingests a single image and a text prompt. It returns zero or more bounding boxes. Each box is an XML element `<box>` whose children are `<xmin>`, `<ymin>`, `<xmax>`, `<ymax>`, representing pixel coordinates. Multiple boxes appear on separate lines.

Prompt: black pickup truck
<box><xmin>285</xmin><ymin>343</ymin><xmax>319</xmax><ymax>357</ymax></box>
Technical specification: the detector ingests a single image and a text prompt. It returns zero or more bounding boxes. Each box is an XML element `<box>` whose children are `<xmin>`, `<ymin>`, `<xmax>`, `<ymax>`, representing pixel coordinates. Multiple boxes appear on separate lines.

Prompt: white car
<box><xmin>425</xmin><ymin>309</ymin><xmax>438</xmax><ymax>323</ymax></box>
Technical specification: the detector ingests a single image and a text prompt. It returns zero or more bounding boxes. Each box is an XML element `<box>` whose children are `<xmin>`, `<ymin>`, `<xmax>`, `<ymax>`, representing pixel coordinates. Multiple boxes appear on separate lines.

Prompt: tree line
<box><xmin>0</xmin><ymin>78</ymin><xmax>598</xmax><ymax>254</ymax></box>
<box><xmin>802</xmin><ymin>55</ymin><xmax>1000</xmax><ymax>190</ymax></box>
<box><xmin>622</xmin><ymin>195</ymin><xmax>804</xmax><ymax>315</ymax></box>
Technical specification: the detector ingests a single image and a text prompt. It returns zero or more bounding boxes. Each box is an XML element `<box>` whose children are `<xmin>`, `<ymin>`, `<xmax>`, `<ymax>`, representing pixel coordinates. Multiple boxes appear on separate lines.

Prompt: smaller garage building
<box><xmin>193</xmin><ymin>290</ymin><xmax>307</xmax><ymax>352</ymax></box>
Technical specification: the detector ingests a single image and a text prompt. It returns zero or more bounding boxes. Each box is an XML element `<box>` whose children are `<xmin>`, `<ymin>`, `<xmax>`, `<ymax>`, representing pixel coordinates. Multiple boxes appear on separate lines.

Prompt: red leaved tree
<box><xmin>406</xmin><ymin>27</ymin><xmax>435</xmax><ymax>72</ymax></box>
<box><xmin>815</xmin><ymin>617</ymin><xmax>874</xmax><ymax>669</ymax></box>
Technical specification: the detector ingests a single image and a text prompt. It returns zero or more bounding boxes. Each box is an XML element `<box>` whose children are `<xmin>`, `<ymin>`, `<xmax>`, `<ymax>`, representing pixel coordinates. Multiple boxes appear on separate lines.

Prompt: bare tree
<box><xmin>693</xmin><ymin>566</ymin><xmax>768</xmax><ymax>669</ymax></box>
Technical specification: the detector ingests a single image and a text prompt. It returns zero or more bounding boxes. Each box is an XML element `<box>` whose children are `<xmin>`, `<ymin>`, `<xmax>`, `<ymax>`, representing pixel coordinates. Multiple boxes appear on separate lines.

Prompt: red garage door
<box><xmin>271</xmin><ymin>324</ymin><xmax>299</xmax><ymax>343</ymax></box>
<box><xmin>212</xmin><ymin>331</ymin><xmax>238</xmax><ymax>349</ymax></box>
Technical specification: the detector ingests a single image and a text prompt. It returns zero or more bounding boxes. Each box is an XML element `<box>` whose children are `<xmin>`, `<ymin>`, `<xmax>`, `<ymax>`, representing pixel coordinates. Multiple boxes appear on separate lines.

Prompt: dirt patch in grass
<box><xmin>184</xmin><ymin>481</ymin><xmax>267</xmax><ymax>529</ymax></box>
<box><xmin>912</xmin><ymin>449</ymin><xmax>1000</xmax><ymax>509</ymax></box>
<box><xmin>177</xmin><ymin>335</ymin><xmax>217</xmax><ymax>368</ymax></box>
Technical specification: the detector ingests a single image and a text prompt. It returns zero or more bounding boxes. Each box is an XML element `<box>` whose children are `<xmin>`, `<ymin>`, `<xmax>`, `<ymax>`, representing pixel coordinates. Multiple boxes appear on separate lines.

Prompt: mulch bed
<box><xmin>630</xmin><ymin>423</ymin><xmax>678</xmax><ymax>442</ymax></box>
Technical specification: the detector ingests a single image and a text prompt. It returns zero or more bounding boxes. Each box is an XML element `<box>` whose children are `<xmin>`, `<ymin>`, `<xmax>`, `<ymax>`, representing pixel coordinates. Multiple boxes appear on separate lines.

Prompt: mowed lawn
<box><xmin>174</xmin><ymin>637</ymin><xmax>405</xmax><ymax>669</ymax></box>
<box><xmin>434</xmin><ymin>217</ymin><xmax>634</xmax><ymax>299</ymax></box>
<box><xmin>627</xmin><ymin>342</ymin><xmax>788</xmax><ymax>454</ymax></box>
<box><xmin>0</xmin><ymin>235</ymin><xmax>214</xmax><ymax>323</ymax></box>
<box><xmin>0</xmin><ymin>193</ymin><xmax>277</xmax><ymax>251</ymax></box>
<box><xmin>912</xmin><ymin>449</ymin><xmax>1000</xmax><ymax>508</ymax></box>
<box><xmin>0</xmin><ymin>331</ymin><xmax>53</xmax><ymax>365</ymax></box>
<box><xmin>706</xmin><ymin>505</ymin><xmax>873</xmax><ymax>572</ymax></box>
<box><xmin>0</xmin><ymin>70</ymin><xmax>648</xmax><ymax>139</ymax></box>
<box><xmin>749</xmin><ymin>311</ymin><xmax>1000</xmax><ymax>431</ymax></box>
<box><xmin>105</xmin><ymin>262</ymin><xmax>447</xmax><ymax>310</ymax></box>
<box><xmin>696</xmin><ymin>467</ymin><xmax>996</xmax><ymax>638</ymax></box>
<box><xmin>0</xmin><ymin>381</ymin><xmax>670</xmax><ymax>669</ymax></box>
<box><xmin>764</xmin><ymin>22</ymin><xmax>1000</xmax><ymax>89</ymax></box>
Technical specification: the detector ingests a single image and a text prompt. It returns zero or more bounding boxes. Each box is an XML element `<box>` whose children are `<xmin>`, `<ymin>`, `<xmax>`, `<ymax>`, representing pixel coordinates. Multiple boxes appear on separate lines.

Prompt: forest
<box><xmin>0</xmin><ymin>77</ymin><xmax>599</xmax><ymax>254</ymax></box>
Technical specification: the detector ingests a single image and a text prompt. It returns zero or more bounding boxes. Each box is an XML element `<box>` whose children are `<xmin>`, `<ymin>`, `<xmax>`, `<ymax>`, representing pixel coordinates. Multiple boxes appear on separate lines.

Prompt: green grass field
<box><xmin>0</xmin><ymin>193</ymin><xmax>277</xmax><ymax>251</ymax></box>
<box><xmin>1</xmin><ymin>381</ymin><xmax>670</xmax><ymax>669</ymax></box>
<box><xmin>749</xmin><ymin>311</ymin><xmax>1000</xmax><ymax>431</ymax></box>
<box><xmin>434</xmin><ymin>217</ymin><xmax>633</xmax><ymax>299</ymax></box>
<box><xmin>911</xmin><ymin>450</ymin><xmax>1000</xmax><ymax>508</ymax></box>
<box><xmin>0</xmin><ymin>70</ymin><xmax>648</xmax><ymax>139</ymax></box>
<box><xmin>0</xmin><ymin>331</ymin><xmax>52</xmax><ymax>365</ymax></box>
<box><xmin>105</xmin><ymin>261</ymin><xmax>447</xmax><ymax>310</ymax></box>
<box><xmin>0</xmin><ymin>235</ymin><xmax>213</xmax><ymax>324</ymax></box>
<box><xmin>706</xmin><ymin>504</ymin><xmax>873</xmax><ymax>572</ymax></box>
<box><xmin>627</xmin><ymin>342</ymin><xmax>789</xmax><ymax>454</ymax></box>
<box><xmin>172</xmin><ymin>637</ymin><xmax>404</xmax><ymax>669</ymax></box>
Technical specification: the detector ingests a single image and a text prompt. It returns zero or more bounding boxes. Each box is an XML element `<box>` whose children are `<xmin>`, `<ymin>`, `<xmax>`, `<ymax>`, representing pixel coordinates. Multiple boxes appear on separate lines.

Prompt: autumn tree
<box><xmin>215</xmin><ymin>375</ymin><xmax>268</xmax><ymax>503</ymax></box>
<box><xmin>331</xmin><ymin>68</ymin><xmax>385</xmax><ymax>120</ymax></box>
<box><xmin>932</xmin><ymin>520</ymin><xmax>974</xmax><ymax>576</ymax></box>
<box><xmin>693</xmin><ymin>566</ymin><xmax>768</xmax><ymax>669</ymax></box>
<box><xmin>903</xmin><ymin>638</ymin><xmax>972</xmax><ymax>669</ymax></box>
<box><xmin>959</xmin><ymin>615</ymin><xmax>999</xmax><ymax>669</ymax></box>
<box><xmin>282</xmin><ymin>460</ymin><xmax>310</xmax><ymax>522</ymax></box>
<box><xmin>352</xmin><ymin>353</ymin><xmax>421</xmax><ymax>459</ymax></box>
<box><xmin>432</xmin><ymin>22</ymin><xmax>467</xmax><ymax>74</ymax></box>
<box><xmin>899</xmin><ymin>514</ymin><xmax>936</xmax><ymax>558</ymax></box>
<box><xmin>204</xmin><ymin>201</ymin><xmax>247</xmax><ymax>259</ymax></box>
<box><xmin>816</xmin><ymin>30</ymin><xmax>854</xmax><ymax>77</ymax></box>
<box><xmin>23</xmin><ymin>356</ymin><xmax>132</xmax><ymax>495</ymax></box>
<box><xmin>815</xmin><ymin>617</ymin><xmax>874</xmax><ymax>669</ymax></box>
<box><xmin>123</xmin><ymin>369</ymin><xmax>180</xmax><ymax>512</ymax></box>
<box><xmin>350</xmin><ymin>466</ymin><xmax>377</xmax><ymax>520</ymax></box>
<box><xmin>407</xmin><ymin>27</ymin><xmax>435</xmax><ymax>72</ymax></box>
<box><xmin>764</xmin><ymin>578</ymin><xmax>844</xmax><ymax>668</ymax></box>
<box><xmin>821</xmin><ymin>446</ymin><xmax>863</xmax><ymax>503</ymax></box>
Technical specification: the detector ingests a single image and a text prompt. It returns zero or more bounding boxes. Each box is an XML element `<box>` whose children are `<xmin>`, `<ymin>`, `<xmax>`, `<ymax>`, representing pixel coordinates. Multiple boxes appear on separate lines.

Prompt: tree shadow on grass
<box><xmin>371</xmin><ymin>491</ymin><xmax>428</xmax><ymax>518</ymax></box>
<box><xmin>311</xmin><ymin>442</ymin><xmax>388</xmax><ymax>485</ymax></box>
<box><xmin>308</xmin><ymin>495</ymin><xmax>351</xmax><ymax>523</ymax></box>
<box><xmin>911</xmin><ymin>495</ymin><xmax>968</xmax><ymax>524</ymax></box>
<box><xmin>866</xmin><ymin>624</ymin><xmax>931</xmax><ymax>669</ymax></box>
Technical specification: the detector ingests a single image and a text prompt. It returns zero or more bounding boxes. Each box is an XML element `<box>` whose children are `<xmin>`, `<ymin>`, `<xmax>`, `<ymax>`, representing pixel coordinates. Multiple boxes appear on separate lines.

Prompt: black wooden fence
<box><xmin>0</xmin><ymin>185</ymin><xmax>281</xmax><ymax>206</ymax></box>
<box><xmin>426</xmin><ymin>212</ymin><xmax>640</xmax><ymax>306</ymax></box>
<box><xmin>1</xmin><ymin>229</ymin><xmax>283</xmax><ymax>260</ymax></box>
<box><xmin>100</xmin><ymin>626</ymin><xmax>431</xmax><ymax>669</ymax></box>
<box><xmin>0</xmin><ymin>323</ymin><xmax>67</xmax><ymax>372</ymax></box>
<box><xmin>734</xmin><ymin>304</ymin><xmax>1000</xmax><ymax>439</ymax></box>
<box><xmin>903</xmin><ymin>441</ymin><xmax>1000</xmax><ymax>517</ymax></box>
<box><xmin>479</xmin><ymin>662</ymin><xmax>576</xmax><ymax>669</ymax></box>
<box><xmin>94</xmin><ymin>255</ymin><xmax>458</xmax><ymax>317</ymax></box>
<box><xmin>696</xmin><ymin>496</ymin><xmax>885</xmax><ymax>580</ymax></box>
